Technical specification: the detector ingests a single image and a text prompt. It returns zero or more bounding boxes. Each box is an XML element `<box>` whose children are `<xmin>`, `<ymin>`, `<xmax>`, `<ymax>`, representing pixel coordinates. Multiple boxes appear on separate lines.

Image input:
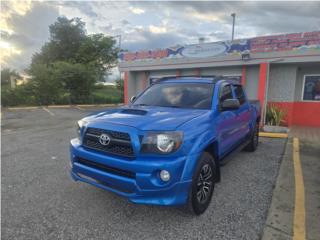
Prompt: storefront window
<box><xmin>302</xmin><ymin>75</ymin><xmax>320</xmax><ymax>101</ymax></box>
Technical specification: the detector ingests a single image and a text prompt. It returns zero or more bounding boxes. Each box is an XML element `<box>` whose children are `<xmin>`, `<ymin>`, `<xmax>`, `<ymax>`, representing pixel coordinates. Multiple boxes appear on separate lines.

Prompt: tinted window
<box><xmin>219</xmin><ymin>85</ymin><xmax>233</xmax><ymax>103</ymax></box>
<box><xmin>133</xmin><ymin>83</ymin><xmax>214</xmax><ymax>109</ymax></box>
<box><xmin>303</xmin><ymin>75</ymin><xmax>320</xmax><ymax>101</ymax></box>
<box><xmin>234</xmin><ymin>85</ymin><xmax>246</xmax><ymax>105</ymax></box>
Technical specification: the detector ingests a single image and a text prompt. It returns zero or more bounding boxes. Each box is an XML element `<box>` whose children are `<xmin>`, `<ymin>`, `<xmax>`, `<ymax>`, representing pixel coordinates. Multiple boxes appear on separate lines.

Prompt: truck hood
<box><xmin>83</xmin><ymin>106</ymin><xmax>208</xmax><ymax>131</ymax></box>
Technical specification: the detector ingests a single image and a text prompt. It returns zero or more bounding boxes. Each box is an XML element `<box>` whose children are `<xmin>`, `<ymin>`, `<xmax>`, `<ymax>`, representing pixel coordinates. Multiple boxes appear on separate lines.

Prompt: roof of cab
<box><xmin>156</xmin><ymin>76</ymin><xmax>219</xmax><ymax>84</ymax></box>
<box><xmin>155</xmin><ymin>76</ymin><xmax>241</xmax><ymax>85</ymax></box>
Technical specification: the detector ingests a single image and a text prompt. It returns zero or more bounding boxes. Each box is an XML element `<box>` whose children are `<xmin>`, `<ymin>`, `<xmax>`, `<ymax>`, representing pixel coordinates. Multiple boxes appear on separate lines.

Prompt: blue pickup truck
<box><xmin>70</xmin><ymin>76</ymin><xmax>261</xmax><ymax>215</ymax></box>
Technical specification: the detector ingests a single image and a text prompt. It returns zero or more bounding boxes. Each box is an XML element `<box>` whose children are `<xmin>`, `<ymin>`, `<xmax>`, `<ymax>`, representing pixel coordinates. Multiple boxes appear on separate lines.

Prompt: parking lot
<box><xmin>1</xmin><ymin>107</ymin><xmax>287</xmax><ymax>240</ymax></box>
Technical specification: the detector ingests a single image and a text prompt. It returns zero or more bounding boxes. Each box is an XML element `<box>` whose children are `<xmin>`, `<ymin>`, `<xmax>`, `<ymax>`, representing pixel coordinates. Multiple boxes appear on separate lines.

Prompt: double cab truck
<box><xmin>70</xmin><ymin>76</ymin><xmax>261</xmax><ymax>215</ymax></box>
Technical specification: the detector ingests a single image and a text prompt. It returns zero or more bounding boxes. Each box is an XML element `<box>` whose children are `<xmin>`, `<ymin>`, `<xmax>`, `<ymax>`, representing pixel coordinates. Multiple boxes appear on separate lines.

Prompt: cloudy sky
<box><xmin>1</xmin><ymin>1</ymin><xmax>320</xmax><ymax>72</ymax></box>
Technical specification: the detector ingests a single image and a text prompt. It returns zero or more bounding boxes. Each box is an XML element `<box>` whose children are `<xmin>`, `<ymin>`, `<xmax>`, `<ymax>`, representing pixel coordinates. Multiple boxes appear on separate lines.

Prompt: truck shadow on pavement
<box><xmin>67</xmin><ymin>138</ymin><xmax>285</xmax><ymax>240</ymax></box>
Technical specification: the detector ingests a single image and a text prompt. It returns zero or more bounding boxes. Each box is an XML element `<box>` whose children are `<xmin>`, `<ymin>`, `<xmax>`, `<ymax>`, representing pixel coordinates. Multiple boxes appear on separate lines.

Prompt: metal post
<box><xmin>112</xmin><ymin>35</ymin><xmax>122</xmax><ymax>49</ymax></box>
<box><xmin>263</xmin><ymin>58</ymin><xmax>284</xmax><ymax>126</ymax></box>
<box><xmin>118</xmin><ymin>35</ymin><xmax>122</xmax><ymax>49</ymax></box>
<box><xmin>231</xmin><ymin>13</ymin><xmax>236</xmax><ymax>41</ymax></box>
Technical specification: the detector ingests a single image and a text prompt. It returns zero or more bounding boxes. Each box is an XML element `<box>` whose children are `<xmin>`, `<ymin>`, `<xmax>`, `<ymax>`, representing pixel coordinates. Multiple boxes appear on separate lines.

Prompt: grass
<box><xmin>90</xmin><ymin>85</ymin><xmax>123</xmax><ymax>104</ymax></box>
<box><xmin>1</xmin><ymin>84</ymin><xmax>124</xmax><ymax>106</ymax></box>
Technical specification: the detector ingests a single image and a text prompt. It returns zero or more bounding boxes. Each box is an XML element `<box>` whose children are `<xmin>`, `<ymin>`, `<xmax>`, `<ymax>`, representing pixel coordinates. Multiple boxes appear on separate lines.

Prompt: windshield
<box><xmin>133</xmin><ymin>83</ymin><xmax>214</xmax><ymax>109</ymax></box>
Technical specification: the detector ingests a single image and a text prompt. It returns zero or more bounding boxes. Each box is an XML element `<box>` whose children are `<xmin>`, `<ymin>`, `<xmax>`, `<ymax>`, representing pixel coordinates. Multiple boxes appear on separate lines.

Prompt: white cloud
<box><xmin>128</xmin><ymin>6</ymin><xmax>145</xmax><ymax>15</ymax></box>
<box><xmin>3</xmin><ymin>1</ymin><xmax>320</xmax><ymax>71</ymax></box>
<box><xmin>149</xmin><ymin>25</ymin><xmax>167</xmax><ymax>34</ymax></box>
<box><xmin>1</xmin><ymin>1</ymin><xmax>59</xmax><ymax>70</ymax></box>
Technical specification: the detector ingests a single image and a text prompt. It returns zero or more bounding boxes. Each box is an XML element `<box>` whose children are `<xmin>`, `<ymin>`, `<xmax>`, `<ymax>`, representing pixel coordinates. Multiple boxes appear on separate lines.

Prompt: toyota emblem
<box><xmin>99</xmin><ymin>134</ymin><xmax>111</xmax><ymax>146</ymax></box>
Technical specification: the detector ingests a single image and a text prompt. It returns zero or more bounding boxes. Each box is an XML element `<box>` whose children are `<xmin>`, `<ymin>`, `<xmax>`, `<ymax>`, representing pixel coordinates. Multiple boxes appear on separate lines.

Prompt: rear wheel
<box><xmin>244</xmin><ymin>123</ymin><xmax>259</xmax><ymax>152</ymax></box>
<box><xmin>187</xmin><ymin>152</ymin><xmax>216</xmax><ymax>215</ymax></box>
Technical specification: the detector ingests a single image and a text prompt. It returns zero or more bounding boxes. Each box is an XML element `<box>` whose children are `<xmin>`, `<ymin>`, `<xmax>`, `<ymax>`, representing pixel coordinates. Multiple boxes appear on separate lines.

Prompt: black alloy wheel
<box><xmin>188</xmin><ymin>152</ymin><xmax>216</xmax><ymax>215</ymax></box>
<box><xmin>196</xmin><ymin>164</ymin><xmax>213</xmax><ymax>204</ymax></box>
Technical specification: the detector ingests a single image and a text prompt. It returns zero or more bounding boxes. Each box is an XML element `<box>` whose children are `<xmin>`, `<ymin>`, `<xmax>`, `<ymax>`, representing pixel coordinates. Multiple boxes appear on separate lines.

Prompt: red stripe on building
<box><xmin>258</xmin><ymin>63</ymin><xmax>268</xmax><ymax>108</ymax></box>
<box><xmin>124</xmin><ymin>72</ymin><xmax>128</xmax><ymax>104</ymax></box>
<box><xmin>269</xmin><ymin>101</ymin><xmax>320</xmax><ymax>127</ymax></box>
<box><xmin>241</xmin><ymin>65</ymin><xmax>246</xmax><ymax>86</ymax></box>
<box><xmin>292</xmin><ymin>102</ymin><xmax>320</xmax><ymax>127</ymax></box>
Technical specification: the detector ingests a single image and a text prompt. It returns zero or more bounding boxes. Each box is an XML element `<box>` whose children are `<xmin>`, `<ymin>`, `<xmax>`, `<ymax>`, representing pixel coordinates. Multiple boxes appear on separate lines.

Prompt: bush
<box><xmin>1</xmin><ymin>84</ymin><xmax>38</xmax><ymax>106</ymax></box>
<box><xmin>90</xmin><ymin>85</ymin><xmax>122</xmax><ymax>104</ymax></box>
<box><xmin>266</xmin><ymin>104</ymin><xmax>287</xmax><ymax>126</ymax></box>
<box><xmin>90</xmin><ymin>94</ymin><xmax>121</xmax><ymax>104</ymax></box>
<box><xmin>1</xmin><ymin>81</ymin><xmax>123</xmax><ymax>107</ymax></box>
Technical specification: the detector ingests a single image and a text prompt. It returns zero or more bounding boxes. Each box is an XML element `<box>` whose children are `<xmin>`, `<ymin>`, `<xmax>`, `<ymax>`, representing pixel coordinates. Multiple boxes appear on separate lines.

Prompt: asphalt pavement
<box><xmin>1</xmin><ymin>107</ymin><xmax>287</xmax><ymax>240</ymax></box>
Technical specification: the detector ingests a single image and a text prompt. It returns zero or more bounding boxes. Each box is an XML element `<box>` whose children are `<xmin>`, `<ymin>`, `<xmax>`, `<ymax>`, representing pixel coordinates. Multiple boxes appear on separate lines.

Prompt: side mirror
<box><xmin>221</xmin><ymin>99</ymin><xmax>240</xmax><ymax>111</ymax></box>
<box><xmin>130</xmin><ymin>96</ymin><xmax>136</xmax><ymax>103</ymax></box>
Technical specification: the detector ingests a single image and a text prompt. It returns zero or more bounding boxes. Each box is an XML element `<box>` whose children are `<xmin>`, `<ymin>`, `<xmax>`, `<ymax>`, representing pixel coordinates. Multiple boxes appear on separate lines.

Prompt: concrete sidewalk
<box><xmin>262</xmin><ymin>129</ymin><xmax>320</xmax><ymax>240</ymax></box>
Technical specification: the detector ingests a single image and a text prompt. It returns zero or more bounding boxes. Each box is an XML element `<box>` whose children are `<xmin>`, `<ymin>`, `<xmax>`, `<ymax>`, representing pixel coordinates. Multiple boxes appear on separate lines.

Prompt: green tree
<box><xmin>52</xmin><ymin>61</ymin><xmax>96</xmax><ymax>103</ymax></box>
<box><xmin>76</xmin><ymin>33</ymin><xmax>118</xmax><ymax>81</ymax></box>
<box><xmin>28</xmin><ymin>16</ymin><xmax>118</xmax><ymax>105</ymax></box>
<box><xmin>28</xmin><ymin>64</ymin><xmax>62</xmax><ymax>105</ymax></box>
<box><xmin>31</xmin><ymin>17</ymin><xmax>86</xmax><ymax>64</ymax></box>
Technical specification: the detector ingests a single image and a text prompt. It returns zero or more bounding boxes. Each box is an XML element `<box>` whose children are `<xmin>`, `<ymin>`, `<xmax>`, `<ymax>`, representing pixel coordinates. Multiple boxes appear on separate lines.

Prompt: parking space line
<box><xmin>42</xmin><ymin>107</ymin><xmax>55</xmax><ymax>116</ymax></box>
<box><xmin>292</xmin><ymin>137</ymin><xmax>306</xmax><ymax>240</ymax></box>
<box><xmin>75</xmin><ymin>106</ymin><xmax>85</xmax><ymax>110</ymax></box>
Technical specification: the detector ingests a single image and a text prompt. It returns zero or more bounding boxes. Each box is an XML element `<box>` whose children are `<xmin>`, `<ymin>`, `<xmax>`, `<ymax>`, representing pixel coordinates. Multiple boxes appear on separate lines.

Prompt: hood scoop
<box><xmin>120</xmin><ymin>109</ymin><xmax>147</xmax><ymax>115</ymax></box>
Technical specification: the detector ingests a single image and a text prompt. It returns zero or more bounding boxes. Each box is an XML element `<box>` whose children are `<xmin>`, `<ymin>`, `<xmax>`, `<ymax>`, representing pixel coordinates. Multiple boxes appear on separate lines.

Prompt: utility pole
<box><xmin>113</xmin><ymin>35</ymin><xmax>122</xmax><ymax>49</ymax></box>
<box><xmin>231</xmin><ymin>13</ymin><xmax>236</xmax><ymax>41</ymax></box>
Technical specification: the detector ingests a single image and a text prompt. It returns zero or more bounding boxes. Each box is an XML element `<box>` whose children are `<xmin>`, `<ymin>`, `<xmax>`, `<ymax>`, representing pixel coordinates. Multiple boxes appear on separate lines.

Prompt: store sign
<box><xmin>119</xmin><ymin>31</ymin><xmax>320</xmax><ymax>62</ymax></box>
<box><xmin>181</xmin><ymin>43</ymin><xmax>227</xmax><ymax>58</ymax></box>
<box><xmin>250</xmin><ymin>31</ymin><xmax>320</xmax><ymax>53</ymax></box>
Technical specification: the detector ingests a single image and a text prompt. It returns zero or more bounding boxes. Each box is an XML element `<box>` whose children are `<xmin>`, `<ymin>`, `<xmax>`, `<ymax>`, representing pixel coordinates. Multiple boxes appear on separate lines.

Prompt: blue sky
<box><xmin>1</xmin><ymin>1</ymin><xmax>320</xmax><ymax>72</ymax></box>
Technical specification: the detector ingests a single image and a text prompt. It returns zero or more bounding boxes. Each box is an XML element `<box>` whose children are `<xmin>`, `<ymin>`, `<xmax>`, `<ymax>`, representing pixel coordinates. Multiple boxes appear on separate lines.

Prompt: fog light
<box><xmin>160</xmin><ymin>170</ymin><xmax>170</xmax><ymax>182</ymax></box>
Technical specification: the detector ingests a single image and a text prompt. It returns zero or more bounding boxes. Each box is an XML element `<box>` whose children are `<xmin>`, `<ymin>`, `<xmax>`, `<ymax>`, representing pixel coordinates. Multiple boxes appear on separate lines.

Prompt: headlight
<box><xmin>76</xmin><ymin>119</ymin><xmax>87</xmax><ymax>138</ymax></box>
<box><xmin>141</xmin><ymin>132</ymin><xmax>183</xmax><ymax>154</ymax></box>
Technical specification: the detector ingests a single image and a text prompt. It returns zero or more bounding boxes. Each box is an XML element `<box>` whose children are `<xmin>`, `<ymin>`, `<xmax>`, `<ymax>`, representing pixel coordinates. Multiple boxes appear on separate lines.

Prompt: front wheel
<box><xmin>187</xmin><ymin>152</ymin><xmax>216</xmax><ymax>215</ymax></box>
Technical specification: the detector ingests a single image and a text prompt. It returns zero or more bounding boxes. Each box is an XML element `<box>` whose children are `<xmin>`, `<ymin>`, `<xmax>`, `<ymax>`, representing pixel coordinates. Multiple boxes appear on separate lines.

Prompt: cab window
<box><xmin>233</xmin><ymin>85</ymin><xmax>246</xmax><ymax>105</ymax></box>
<box><xmin>219</xmin><ymin>85</ymin><xmax>233</xmax><ymax>103</ymax></box>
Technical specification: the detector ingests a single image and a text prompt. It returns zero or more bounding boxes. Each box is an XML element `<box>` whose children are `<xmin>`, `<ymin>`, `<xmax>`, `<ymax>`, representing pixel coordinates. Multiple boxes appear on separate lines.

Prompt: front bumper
<box><xmin>70</xmin><ymin>138</ymin><xmax>195</xmax><ymax>206</ymax></box>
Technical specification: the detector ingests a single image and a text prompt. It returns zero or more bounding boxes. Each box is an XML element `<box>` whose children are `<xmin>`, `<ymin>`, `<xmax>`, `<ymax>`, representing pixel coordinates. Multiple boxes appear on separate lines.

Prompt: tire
<box><xmin>244</xmin><ymin>123</ymin><xmax>259</xmax><ymax>152</ymax></box>
<box><xmin>187</xmin><ymin>152</ymin><xmax>216</xmax><ymax>215</ymax></box>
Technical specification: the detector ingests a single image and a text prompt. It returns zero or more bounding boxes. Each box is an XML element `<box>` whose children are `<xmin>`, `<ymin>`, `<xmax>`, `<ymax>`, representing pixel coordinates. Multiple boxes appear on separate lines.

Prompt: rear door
<box><xmin>232</xmin><ymin>84</ymin><xmax>251</xmax><ymax>141</ymax></box>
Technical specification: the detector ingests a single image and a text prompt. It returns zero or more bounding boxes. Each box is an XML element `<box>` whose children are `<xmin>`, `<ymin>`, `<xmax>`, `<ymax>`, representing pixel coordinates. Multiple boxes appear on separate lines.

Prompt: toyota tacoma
<box><xmin>70</xmin><ymin>76</ymin><xmax>261</xmax><ymax>215</ymax></box>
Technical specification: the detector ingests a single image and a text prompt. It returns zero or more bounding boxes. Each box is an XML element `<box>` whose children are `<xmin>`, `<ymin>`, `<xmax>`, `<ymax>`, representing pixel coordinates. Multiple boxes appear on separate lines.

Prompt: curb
<box><xmin>261</xmin><ymin>138</ymin><xmax>294</xmax><ymax>240</ymax></box>
<box><xmin>259</xmin><ymin>132</ymin><xmax>288</xmax><ymax>139</ymax></box>
<box><xmin>6</xmin><ymin>106</ymin><xmax>40</xmax><ymax>110</ymax></box>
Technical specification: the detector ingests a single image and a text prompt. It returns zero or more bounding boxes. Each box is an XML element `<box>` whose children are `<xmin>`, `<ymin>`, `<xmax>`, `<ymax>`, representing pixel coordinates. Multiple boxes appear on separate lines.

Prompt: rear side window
<box><xmin>233</xmin><ymin>85</ymin><xmax>246</xmax><ymax>105</ymax></box>
<box><xmin>219</xmin><ymin>85</ymin><xmax>233</xmax><ymax>103</ymax></box>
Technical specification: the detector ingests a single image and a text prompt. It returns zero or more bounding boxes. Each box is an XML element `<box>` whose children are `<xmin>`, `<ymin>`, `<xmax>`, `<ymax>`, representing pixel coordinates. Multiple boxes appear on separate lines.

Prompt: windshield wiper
<box><xmin>159</xmin><ymin>105</ymin><xmax>182</xmax><ymax>108</ymax></box>
<box><xmin>133</xmin><ymin>103</ymin><xmax>150</xmax><ymax>106</ymax></box>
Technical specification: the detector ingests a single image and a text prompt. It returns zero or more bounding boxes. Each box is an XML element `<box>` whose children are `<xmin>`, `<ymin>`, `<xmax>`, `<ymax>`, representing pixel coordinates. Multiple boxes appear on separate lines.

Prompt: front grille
<box><xmin>86</xmin><ymin>128</ymin><xmax>130</xmax><ymax>141</ymax></box>
<box><xmin>83</xmin><ymin>128</ymin><xmax>134</xmax><ymax>158</ymax></box>
<box><xmin>76</xmin><ymin>157</ymin><xmax>135</xmax><ymax>179</ymax></box>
